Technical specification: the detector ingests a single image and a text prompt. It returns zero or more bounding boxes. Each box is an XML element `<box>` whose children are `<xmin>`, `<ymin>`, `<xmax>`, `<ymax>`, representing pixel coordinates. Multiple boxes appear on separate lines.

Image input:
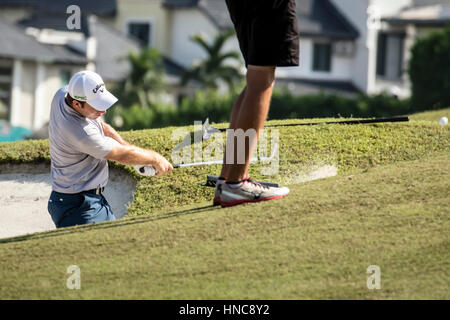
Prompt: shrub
<box><xmin>269</xmin><ymin>89</ymin><xmax>411</xmax><ymax>120</ymax></box>
<box><xmin>409</xmin><ymin>27</ymin><xmax>450</xmax><ymax>111</ymax></box>
<box><xmin>106</xmin><ymin>104</ymin><xmax>154</xmax><ymax>131</ymax></box>
<box><xmin>175</xmin><ymin>90</ymin><xmax>236</xmax><ymax>125</ymax></box>
<box><xmin>106</xmin><ymin>89</ymin><xmax>412</xmax><ymax>130</ymax></box>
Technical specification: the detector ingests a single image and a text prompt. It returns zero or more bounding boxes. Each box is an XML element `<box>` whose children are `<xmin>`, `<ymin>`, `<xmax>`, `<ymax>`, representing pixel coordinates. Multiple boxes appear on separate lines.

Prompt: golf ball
<box><xmin>439</xmin><ymin>117</ymin><xmax>448</xmax><ymax>126</ymax></box>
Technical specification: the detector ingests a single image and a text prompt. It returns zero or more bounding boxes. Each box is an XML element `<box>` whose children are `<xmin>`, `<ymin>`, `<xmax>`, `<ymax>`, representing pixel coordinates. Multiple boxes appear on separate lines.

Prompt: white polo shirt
<box><xmin>48</xmin><ymin>86</ymin><xmax>118</xmax><ymax>193</ymax></box>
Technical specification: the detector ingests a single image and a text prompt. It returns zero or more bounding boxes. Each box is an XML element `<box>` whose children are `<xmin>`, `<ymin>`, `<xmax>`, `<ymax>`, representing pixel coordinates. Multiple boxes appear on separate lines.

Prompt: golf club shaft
<box><xmin>277</xmin><ymin>115</ymin><xmax>410</xmax><ymax>127</ymax></box>
<box><xmin>173</xmin><ymin>157</ymin><xmax>259</xmax><ymax>168</ymax></box>
<box><xmin>174</xmin><ymin>142</ymin><xmax>278</xmax><ymax>168</ymax></box>
<box><xmin>139</xmin><ymin>142</ymin><xmax>278</xmax><ymax>176</ymax></box>
<box><xmin>209</xmin><ymin>116</ymin><xmax>409</xmax><ymax>132</ymax></box>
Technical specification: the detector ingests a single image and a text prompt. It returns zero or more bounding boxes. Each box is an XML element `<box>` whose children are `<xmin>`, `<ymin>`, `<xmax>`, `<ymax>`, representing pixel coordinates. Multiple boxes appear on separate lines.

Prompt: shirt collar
<box><xmin>62</xmin><ymin>93</ymin><xmax>84</xmax><ymax>119</ymax></box>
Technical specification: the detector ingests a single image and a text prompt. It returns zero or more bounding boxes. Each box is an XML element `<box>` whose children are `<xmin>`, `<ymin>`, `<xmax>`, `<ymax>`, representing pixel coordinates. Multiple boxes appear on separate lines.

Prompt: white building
<box><xmin>0</xmin><ymin>0</ymin><xmax>185</xmax><ymax>133</ymax></box>
<box><xmin>158</xmin><ymin>0</ymin><xmax>450</xmax><ymax>98</ymax></box>
<box><xmin>329</xmin><ymin>0</ymin><xmax>450</xmax><ymax>98</ymax></box>
<box><xmin>0</xmin><ymin>0</ymin><xmax>449</xmax><ymax>134</ymax></box>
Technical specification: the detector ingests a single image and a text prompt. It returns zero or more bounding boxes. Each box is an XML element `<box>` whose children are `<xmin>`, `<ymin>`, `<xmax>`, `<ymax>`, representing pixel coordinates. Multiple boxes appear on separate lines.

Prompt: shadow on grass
<box><xmin>0</xmin><ymin>204</ymin><xmax>220</xmax><ymax>245</ymax></box>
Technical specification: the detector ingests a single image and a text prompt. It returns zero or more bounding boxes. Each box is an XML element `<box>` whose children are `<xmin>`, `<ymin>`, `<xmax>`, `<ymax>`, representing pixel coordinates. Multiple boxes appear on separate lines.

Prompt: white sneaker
<box><xmin>213</xmin><ymin>173</ymin><xmax>250</xmax><ymax>206</ymax></box>
<box><xmin>217</xmin><ymin>178</ymin><xmax>290</xmax><ymax>208</ymax></box>
<box><xmin>213</xmin><ymin>178</ymin><xmax>225</xmax><ymax>206</ymax></box>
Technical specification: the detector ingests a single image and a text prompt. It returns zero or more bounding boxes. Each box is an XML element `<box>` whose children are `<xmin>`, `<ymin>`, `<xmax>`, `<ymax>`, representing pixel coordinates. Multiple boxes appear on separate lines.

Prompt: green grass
<box><xmin>0</xmin><ymin>111</ymin><xmax>449</xmax><ymax>299</ymax></box>
<box><xmin>3</xmin><ymin>117</ymin><xmax>447</xmax><ymax>216</ymax></box>
<box><xmin>0</xmin><ymin>152</ymin><xmax>448</xmax><ymax>299</ymax></box>
<box><xmin>410</xmin><ymin>107</ymin><xmax>449</xmax><ymax>122</ymax></box>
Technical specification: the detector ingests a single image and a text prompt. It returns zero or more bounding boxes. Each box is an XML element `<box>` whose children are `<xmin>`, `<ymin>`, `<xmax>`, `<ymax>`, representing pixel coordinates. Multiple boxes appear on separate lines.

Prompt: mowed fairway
<box><xmin>0</xmin><ymin>151</ymin><xmax>448</xmax><ymax>299</ymax></box>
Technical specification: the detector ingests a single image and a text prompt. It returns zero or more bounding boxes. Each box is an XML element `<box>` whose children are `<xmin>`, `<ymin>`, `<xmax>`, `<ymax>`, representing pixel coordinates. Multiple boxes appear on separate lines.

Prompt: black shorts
<box><xmin>225</xmin><ymin>0</ymin><xmax>300</xmax><ymax>67</ymax></box>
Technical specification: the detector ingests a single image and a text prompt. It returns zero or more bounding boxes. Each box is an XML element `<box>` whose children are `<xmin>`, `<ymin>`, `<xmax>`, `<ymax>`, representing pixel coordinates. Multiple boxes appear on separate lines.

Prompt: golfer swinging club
<box><xmin>48</xmin><ymin>70</ymin><xmax>173</xmax><ymax>228</ymax></box>
<box><xmin>214</xmin><ymin>0</ymin><xmax>300</xmax><ymax>207</ymax></box>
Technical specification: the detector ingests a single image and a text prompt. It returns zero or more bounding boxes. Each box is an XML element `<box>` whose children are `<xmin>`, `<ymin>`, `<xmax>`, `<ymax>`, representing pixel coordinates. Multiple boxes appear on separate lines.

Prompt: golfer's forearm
<box><xmin>108</xmin><ymin>145</ymin><xmax>161</xmax><ymax>166</ymax></box>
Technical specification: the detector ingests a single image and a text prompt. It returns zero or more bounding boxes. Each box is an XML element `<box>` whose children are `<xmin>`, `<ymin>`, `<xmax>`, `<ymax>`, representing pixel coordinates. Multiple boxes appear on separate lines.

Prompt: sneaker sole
<box><xmin>219</xmin><ymin>193</ymin><xmax>288</xmax><ymax>208</ymax></box>
<box><xmin>213</xmin><ymin>196</ymin><xmax>221</xmax><ymax>206</ymax></box>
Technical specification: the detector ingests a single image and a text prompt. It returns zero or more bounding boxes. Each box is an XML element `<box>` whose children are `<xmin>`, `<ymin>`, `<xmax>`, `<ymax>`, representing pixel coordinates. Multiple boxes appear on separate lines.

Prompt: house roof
<box><xmin>18</xmin><ymin>11</ymin><xmax>90</xmax><ymax>36</ymax></box>
<box><xmin>162</xmin><ymin>56</ymin><xmax>185</xmax><ymax>77</ymax></box>
<box><xmin>412</xmin><ymin>0</ymin><xmax>450</xmax><ymax>6</ymax></box>
<box><xmin>0</xmin><ymin>0</ymin><xmax>117</xmax><ymax>16</ymax></box>
<box><xmin>8</xmin><ymin>12</ymin><xmax>184</xmax><ymax>82</ymax></box>
<box><xmin>164</xmin><ymin>0</ymin><xmax>198</xmax><ymax>7</ymax></box>
<box><xmin>89</xmin><ymin>16</ymin><xmax>184</xmax><ymax>82</ymax></box>
<box><xmin>296</xmin><ymin>0</ymin><xmax>359</xmax><ymax>40</ymax></box>
<box><xmin>163</xmin><ymin>0</ymin><xmax>359</xmax><ymax>40</ymax></box>
<box><xmin>0</xmin><ymin>18</ymin><xmax>86</xmax><ymax>64</ymax></box>
<box><xmin>163</xmin><ymin>0</ymin><xmax>233</xmax><ymax>29</ymax></box>
<box><xmin>383</xmin><ymin>3</ymin><xmax>450</xmax><ymax>26</ymax></box>
<box><xmin>90</xmin><ymin>15</ymin><xmax>138</xmax><ymax>82</ymax></box>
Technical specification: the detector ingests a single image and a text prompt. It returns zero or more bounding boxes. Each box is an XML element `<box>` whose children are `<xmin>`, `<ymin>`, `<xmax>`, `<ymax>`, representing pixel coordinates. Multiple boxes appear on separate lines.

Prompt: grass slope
<box><xmin>410</xmin><ymin>107</ymin><xmax>449</xmax><ymax>122</ymax></box>
<box><xmin>2</xmin><ymin>118</ymin><xmax>448</xmax><ymax>216</ymax></box>
<box><xmin>0</xmin><ymin>111</ymin><xmax>449</xmax><ymax>299</ymax></box>
<box><xmin>0</xmin><ymin>152</ymin><xmax>448</xmax><ymax>299</ymax></box>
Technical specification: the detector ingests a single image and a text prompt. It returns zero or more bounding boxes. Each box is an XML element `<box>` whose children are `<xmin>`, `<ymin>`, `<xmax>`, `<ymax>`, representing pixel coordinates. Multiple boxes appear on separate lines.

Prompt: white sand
<box><xmin>281</xmin><ymin>163</ymin><xmax>338</xmax><ymax>185</ymax></box>
<box><xmin>0</xmin><ymin>163</ymin><xmax>136</xmax><ymax>239</ymax></box>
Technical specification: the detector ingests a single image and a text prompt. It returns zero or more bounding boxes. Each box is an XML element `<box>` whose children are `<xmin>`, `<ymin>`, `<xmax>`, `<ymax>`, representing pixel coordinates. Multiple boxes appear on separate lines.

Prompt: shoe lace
<box><xmin>245</xmin><ymin>177</ymin><xmax>270</xmax><ymax>190</ymax></box>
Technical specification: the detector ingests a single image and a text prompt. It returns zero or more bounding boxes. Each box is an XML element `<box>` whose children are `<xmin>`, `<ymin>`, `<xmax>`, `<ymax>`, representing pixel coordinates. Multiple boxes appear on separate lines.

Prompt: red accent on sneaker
<box><xmin>213</xmin><ymin>196</ymin><xmax>221</xmax><ymax>206</ymax></box>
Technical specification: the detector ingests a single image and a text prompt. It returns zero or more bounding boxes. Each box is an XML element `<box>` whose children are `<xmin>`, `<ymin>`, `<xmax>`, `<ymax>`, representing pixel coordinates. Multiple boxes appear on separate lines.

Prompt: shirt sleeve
<box><xmin>73</xmin><ymin>125</ymin><xmax>120</xmax><ymax>159</ymax></box>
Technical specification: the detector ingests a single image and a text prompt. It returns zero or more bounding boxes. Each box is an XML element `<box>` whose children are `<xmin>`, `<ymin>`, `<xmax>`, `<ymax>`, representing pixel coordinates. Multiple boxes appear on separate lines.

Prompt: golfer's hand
<box><xmin>153</xmin><ymin>155</ymin><xmax>173</xmax><ymax>177</ymax></box>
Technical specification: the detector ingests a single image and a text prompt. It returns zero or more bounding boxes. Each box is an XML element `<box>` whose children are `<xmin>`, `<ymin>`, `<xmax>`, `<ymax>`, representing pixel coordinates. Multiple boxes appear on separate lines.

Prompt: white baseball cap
<box><xmin>68</xmin><ymin>70</ymin><xmax>118</xmax><ymax>111</ymax></box>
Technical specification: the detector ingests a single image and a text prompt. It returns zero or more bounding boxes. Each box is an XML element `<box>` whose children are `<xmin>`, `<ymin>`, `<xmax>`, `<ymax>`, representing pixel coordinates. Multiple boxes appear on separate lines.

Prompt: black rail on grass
<box><xmin>275</xmin><ymin>116</ymin><xmax>410</xmax><ymax>127</ymax></box>
<box><xmin>211</xmin><ymin>116</ymin><xmax>410</xmax><ymax>131</ymax></box>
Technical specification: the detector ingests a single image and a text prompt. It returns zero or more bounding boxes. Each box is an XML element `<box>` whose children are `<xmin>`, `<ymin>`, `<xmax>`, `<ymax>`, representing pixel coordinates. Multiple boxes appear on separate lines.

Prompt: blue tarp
<box><xmin>0</xmin><ymin>121</ymin><xmax>33</xmax><ymax>142</ymax></box>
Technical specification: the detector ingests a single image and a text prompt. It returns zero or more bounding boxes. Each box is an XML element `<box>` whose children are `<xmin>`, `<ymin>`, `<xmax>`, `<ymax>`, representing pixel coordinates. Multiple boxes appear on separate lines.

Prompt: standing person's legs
<box><xmin>220</xmin><ymin>65</ymin><xmax>275</xmax><ymax>182</ymax></box>
<box><xmin>218</xmin><ymin>86</ymin><xmax>246</xmax><ymax>180</ymax></box>
<box><xmin>215</xmin><ymin>0</ymin><xmax>298</xmax><ymax>207</ymax></box>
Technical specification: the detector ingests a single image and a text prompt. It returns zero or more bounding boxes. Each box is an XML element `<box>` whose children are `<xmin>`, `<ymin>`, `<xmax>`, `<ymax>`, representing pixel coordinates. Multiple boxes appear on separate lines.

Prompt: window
<box><xmin>60</xmin><ymin>70</ymin><xmax>71</xmax><ymax>86</ymax></box>
<box><xmin>127</xmin><ymin>21</ymin><xmax>152</xmax><ymax>47</ymax></box>
<box><xmin>313</xmin><ymin>43</ymin><xmax>332</xmax><ymax>72</ymax></box>
<box><xmin>0</xmin><ymin>63</ymin><xmax>12</xmax><ymax>121</ymax></box>
<box><xmin>376</xmin><ymin>33</ymin><xmax>405</xmax><ymax>81</ymax></box>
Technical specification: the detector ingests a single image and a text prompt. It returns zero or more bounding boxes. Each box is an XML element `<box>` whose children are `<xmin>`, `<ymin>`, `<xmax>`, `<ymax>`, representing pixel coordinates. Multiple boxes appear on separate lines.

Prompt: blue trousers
<box><xmin>48</xmin><ymin>190</ymin><xmax>116</xmax><ymax>228</ymax></box>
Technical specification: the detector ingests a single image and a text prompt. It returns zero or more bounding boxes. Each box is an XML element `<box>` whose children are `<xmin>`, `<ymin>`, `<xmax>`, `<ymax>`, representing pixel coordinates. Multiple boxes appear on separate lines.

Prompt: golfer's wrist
<box><xmin>131</xmin><ymin>147</ymin><xmax>164</xmax><ymax>167</ymax></box>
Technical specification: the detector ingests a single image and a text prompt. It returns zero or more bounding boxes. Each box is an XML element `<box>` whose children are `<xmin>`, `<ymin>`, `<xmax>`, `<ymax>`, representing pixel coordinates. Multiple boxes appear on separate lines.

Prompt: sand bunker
<box><xmin>0</xmin><ymin>160</ymin><xmax>338</xmax><ymax>239</ymax></box>
<box><xmin>0</xmin><ymin>163</ymin><xmax>136</xmax><ymax>239</ymax></box>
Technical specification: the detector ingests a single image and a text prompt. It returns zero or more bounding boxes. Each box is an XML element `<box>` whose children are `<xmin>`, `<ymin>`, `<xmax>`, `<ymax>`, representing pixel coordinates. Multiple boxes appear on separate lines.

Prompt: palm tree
<box><xmin>117</xmin><ymin>48</ymin><xmax>166</xmax><ymax>109</ymax></box>
<box><xmin>181</xmin><ymin>29</ymin><xmax>242</xmax><ymax>92</ymax></box>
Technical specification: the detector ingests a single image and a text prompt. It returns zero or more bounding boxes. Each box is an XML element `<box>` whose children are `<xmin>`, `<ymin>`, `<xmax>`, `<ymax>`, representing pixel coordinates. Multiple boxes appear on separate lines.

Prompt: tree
<box><xmin>181</xmin><ymin>29</ymin><xmax>243</xmax><ymax>92</ymax></box>
<box><xmin>409</xmin><ymin>27</ymin><xmax>450</xmax><ymax>111</ymax></box>
<box><xmin>114</xmin><ymin>48</ymin><xmax>166</xmax><ymax>109</ymax></box>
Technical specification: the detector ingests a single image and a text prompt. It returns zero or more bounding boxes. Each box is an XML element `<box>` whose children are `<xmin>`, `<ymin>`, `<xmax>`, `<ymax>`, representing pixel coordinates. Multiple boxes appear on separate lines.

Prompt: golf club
<box><xmin>135</xmin><ymin>142</ymin><xmax>279</xmax><ymax>177</ymax></box>
<box><xmin>202</xmin><ymin>116</ymin><xmax>410</xmax><ymax>140</ymax></box>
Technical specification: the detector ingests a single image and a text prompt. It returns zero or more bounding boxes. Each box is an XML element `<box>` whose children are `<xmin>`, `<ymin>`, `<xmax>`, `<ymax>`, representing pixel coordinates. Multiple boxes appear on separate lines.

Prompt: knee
<box><xmin>246</xmin><ymin>65</ymin><xmax>276</xmax><ymax>90</ymax></box>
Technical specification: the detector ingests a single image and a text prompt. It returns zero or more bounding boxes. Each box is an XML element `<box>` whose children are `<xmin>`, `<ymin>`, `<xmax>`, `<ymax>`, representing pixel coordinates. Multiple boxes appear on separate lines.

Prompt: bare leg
<box><xmin>221</xmin><ymin>65</ymin><xmax>276</xmax><ymax>182</ymax></box>
<box><xmin>219</xmin><ymin>86</ymin><xmax>247</xmax><ymax>179</ymax></box>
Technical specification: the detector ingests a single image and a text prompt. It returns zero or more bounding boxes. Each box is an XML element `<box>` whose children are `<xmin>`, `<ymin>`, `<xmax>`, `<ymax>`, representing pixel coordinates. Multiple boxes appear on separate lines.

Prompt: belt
<box><xmin>83</xmin><ymin>187</ymin><xmax>105</xmax><ymax>195</ymax></box>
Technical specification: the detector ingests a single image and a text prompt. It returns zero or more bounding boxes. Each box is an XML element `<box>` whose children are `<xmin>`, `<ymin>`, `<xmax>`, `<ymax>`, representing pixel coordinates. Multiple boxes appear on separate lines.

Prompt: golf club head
<box><xmin>202</xmin><ymin>118</ymin><xmax>221</xmax><ymax>140</ymax></box>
